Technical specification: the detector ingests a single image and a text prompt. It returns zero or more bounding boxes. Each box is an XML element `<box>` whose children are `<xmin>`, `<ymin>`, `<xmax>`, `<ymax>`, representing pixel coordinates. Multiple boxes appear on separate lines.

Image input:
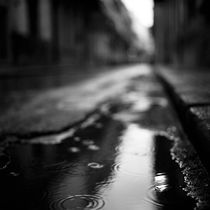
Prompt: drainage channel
<box><xmin>0</xmin><ymin>75</ymin><xmax>209</xmax><ymax>210</ymax></box>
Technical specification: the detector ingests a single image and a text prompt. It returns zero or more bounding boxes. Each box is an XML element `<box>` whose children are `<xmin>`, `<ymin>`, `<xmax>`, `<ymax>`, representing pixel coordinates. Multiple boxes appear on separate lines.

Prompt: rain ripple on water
<box><xmin>88</xmin><ymin>162</ymin><xmax>104</xmax><ymax>169</ymax></box>
<box><xmin>49</xmin><ymin>195</ymin><xmax>105</xmax><ymax>210</ymax></box>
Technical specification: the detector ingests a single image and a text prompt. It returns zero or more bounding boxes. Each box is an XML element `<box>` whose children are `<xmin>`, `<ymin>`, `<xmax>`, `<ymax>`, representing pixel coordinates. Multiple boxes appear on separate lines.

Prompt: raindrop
<box><xmin>88</xmin><ymin>162</ymin><xmax>104</xmax><ymax>169</ymax></box>
<box><xmin>88</xmin><ymin>145</ymin><xmax>100</xmax><ymax>151</ymax></box>
<box><xmin>68</xmin><ymin>147</ymin><xmax>80</xmax><ymax>153</ymax></box>
<box><xmin>49</xmin><ymin>195</ymin><xmax>105</xmax><ymax>210</ymax></box>
<box><xmin>0</xmin><ymin>154</ymin><xmax>11</xmax><ymax>170</ymax></box>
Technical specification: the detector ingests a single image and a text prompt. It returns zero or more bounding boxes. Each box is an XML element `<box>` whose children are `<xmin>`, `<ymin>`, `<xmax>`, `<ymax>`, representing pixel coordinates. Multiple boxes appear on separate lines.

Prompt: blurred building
<box><xmin>0</xmin><ymin>0</ymin><xmax>143</xmax><ymax>67</ymax></box>
<box><xmin>154</xmin><ymin>0</ymin><xmax>210</xmax><ymax>67</ymax></box>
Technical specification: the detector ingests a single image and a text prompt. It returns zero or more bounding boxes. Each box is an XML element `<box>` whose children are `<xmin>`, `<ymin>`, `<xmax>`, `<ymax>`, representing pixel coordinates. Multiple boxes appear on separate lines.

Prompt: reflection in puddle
<box><xmin>116</xmin><ymin>124</ymin><xmax>153</xmax><ymax>155</ymax></box>
<box><xmin>154</xmin><ymin>173</ymin><xmax>169</xmax><ymax>192</ymax></box>
<box><xmin>146</xmin><ymin>135</ymin><xmax>195</xmax><ymax>209</ymax></box>
<box><xmin>111</xmin><ymin>124</ymin><xmax>153</xmax><ymax>177</ymax></box>
<box><xmin>111</xmin><ymin>155</ymin><xmax>149</xmax><ymax>176</ymax></box>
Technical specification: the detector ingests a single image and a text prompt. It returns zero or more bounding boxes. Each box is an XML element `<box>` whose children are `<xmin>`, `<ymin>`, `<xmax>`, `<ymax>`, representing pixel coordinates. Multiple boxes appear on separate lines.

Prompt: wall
<box><xmin>0</xmin><ymin>0</ymin><xmax>141</xmax><ymax>68</ymax></box>
<box><xmin>154</xmin><ymin>0</ymin><xmax>210</xmax><ymax>68</ymax></box>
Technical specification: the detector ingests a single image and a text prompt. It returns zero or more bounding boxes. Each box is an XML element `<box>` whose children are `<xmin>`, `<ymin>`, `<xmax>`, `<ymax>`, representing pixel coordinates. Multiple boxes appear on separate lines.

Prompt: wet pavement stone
<box><xmin>158</xmin><ymin>65</ymin><xmax>210</xmax><ymax>173</ymax></box>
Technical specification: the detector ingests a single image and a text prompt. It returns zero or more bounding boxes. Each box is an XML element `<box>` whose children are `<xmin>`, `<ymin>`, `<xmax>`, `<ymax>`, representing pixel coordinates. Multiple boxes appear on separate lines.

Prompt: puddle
<box><xmin>0</xmin><ymin>83</ymin><xmax>204</xmax><ymax>210</ymax></box>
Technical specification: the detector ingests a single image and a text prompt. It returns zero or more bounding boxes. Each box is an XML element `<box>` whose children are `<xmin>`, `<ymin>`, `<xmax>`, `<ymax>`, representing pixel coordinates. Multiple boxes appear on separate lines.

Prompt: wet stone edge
<box><xmin>171</xmin><ymin>137</ymin><xmax>210</xmax><ymax>210</ymax></box>
<box><xmin>156</xmin><ymin>72</ymin><xmax>210</xmax><ymax>209</ymax></box>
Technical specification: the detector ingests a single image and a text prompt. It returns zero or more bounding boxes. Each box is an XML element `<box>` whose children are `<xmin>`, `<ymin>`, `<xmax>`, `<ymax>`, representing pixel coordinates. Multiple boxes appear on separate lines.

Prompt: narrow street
<box><xmin>0</xmin><ymin>64</ymin><xmax>209</xmax><ymax>210</ymax></box>
<box><xmin>1</xmin><ymin>0</ymin><xmax>210</xmax><ymax>209</ymax></box>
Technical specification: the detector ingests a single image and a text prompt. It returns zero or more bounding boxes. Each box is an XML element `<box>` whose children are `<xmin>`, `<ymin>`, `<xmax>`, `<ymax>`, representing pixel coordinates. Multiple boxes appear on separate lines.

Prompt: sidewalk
<box><xmin>157</xmin><ymin>65</ymin><xmax>210</xmax><ymax>173</ymax></box>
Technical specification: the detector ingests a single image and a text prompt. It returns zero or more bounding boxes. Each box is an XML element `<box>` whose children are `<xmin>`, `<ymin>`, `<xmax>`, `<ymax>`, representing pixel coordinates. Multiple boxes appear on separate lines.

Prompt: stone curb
<box><xmin>156</xmin><ymin>69</ymin><xmax>210</xmax><ymax>173</ymax></box>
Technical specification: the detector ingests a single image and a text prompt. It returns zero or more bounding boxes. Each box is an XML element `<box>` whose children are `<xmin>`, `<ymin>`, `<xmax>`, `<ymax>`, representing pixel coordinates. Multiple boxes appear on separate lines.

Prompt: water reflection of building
<box><xmin>0</xmin><ymin>0</ymin><xmax>141</xmax><ymax>67</ymax></box>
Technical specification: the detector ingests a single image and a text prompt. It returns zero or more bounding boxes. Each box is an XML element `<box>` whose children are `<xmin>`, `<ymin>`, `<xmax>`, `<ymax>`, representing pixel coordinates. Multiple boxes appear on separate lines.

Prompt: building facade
<box><xmin>0</xmin><ymin>0</ymin><xmax>141</xmax><ymax>67</ymax></box>
<box><xmin>154</xmin><ymin>0</ymin><xmax>210</xmax><ymax>67</ymax></box>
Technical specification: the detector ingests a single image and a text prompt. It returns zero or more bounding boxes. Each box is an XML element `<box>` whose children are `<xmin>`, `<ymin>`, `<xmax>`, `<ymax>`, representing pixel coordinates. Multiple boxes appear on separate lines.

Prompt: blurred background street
<box><xmin>1</xmin><ymin>0</ymin><xmax>210</xmax><ymax>209</ymax></box>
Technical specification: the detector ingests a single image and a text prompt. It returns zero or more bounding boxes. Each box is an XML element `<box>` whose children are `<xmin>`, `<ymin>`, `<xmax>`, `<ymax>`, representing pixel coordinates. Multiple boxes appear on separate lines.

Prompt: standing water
<box><xmin>0</xmin><ymin>74</ymin><xmax>207</xmax><ymax>210</ymax></box>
